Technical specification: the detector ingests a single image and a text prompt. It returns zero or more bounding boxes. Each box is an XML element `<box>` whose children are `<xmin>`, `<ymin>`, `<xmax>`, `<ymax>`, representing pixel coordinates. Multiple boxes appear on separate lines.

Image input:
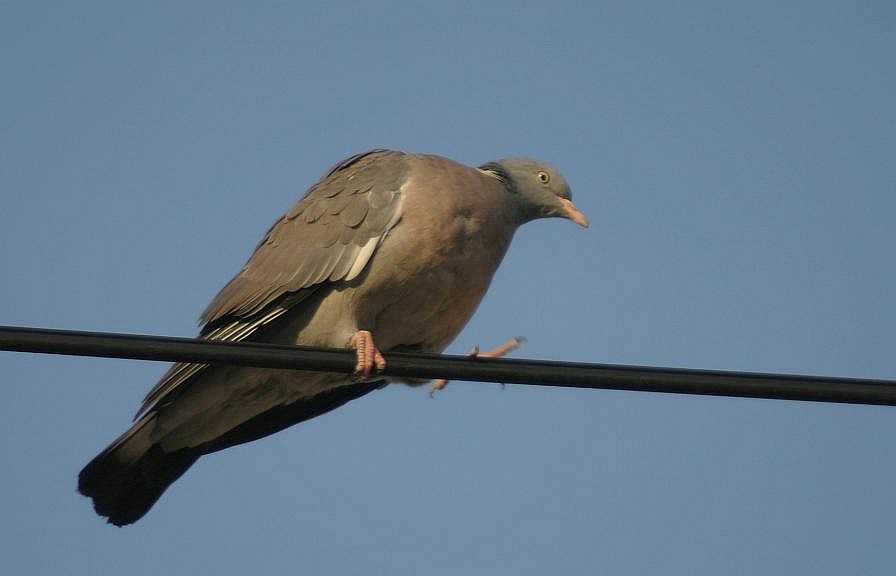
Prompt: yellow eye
<box><xmin>537</xmin><ymin>171</ymin><xmax>550</xmax><ymax>184</ymax></box>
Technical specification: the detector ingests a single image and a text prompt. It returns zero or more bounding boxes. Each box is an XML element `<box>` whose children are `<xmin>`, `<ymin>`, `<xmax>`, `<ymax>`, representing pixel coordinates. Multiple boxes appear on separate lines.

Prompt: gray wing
<box><xmin>135</xmin><ymin>149</ymin><xmax>408</xmax><ymax>417</ymax></box>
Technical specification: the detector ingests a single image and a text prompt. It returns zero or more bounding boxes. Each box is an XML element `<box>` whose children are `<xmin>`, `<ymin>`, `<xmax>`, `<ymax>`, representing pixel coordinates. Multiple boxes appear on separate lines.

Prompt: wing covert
<box><xmin>200</xmin><ymin>149</ymin><xmax>407</xmax><ymax>325</ymax></box>
<box><xmin>136</xmin><ymin>149</ymin><xmax>407</xmax><ymax>418</ymax></box>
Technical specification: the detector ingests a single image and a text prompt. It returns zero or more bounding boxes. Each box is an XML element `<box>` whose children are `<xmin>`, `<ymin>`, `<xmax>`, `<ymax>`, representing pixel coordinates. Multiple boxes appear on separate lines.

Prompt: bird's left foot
<box><xmin>430</xmin><ymin>337</ymin><xmax>524</xmax><ymax>397</ymax></box>
<box><xmin>351</xmin><ymin>330</ymin><xmax>386</xmax><ymax>380</ymax></box>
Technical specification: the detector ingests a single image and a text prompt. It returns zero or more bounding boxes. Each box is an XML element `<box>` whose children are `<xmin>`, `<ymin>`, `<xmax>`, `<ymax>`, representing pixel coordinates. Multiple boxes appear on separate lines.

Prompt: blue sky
<box><xmin>2</xmin><ymin>2</ymin><xmax>894</xmax><ymax>574</ymax></box>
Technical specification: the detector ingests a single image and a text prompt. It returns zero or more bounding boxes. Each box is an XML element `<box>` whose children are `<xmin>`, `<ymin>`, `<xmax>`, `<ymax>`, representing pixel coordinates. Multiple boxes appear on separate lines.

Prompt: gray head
<box><xmin>479</xmin><ymin>158</ymin><xmax>588</xmax><ymax>228</ymax></box>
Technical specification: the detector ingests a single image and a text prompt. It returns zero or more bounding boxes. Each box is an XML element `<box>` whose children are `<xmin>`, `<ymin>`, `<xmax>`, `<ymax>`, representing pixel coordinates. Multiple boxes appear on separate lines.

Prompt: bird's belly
<box><xmin>370</xmin><ymin>264</ymin><xmax>489</xmax><ymax>352</ymax></box>
<box><xmin>353</xmin><ymin>216</ymin><xmax>513</xmax><ymax>353</ymax></box>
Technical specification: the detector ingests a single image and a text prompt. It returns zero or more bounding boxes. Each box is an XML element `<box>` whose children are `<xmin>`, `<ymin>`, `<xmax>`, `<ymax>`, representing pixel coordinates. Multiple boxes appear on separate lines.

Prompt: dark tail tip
<box><xmin>78</xmin><ymin>443</ymin><xmax>200</xmax><ymax>526</ymax></box>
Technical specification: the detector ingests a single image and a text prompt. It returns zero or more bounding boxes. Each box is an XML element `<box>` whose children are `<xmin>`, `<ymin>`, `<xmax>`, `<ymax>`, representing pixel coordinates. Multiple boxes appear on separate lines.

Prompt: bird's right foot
<box><xmin>351</xmin><ymin>330</ymin><xmax>386</xmax><ymax>380</ymax></box>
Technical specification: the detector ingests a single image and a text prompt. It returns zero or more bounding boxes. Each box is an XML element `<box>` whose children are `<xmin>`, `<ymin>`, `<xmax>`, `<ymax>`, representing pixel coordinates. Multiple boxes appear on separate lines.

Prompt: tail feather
<box><xmin>78</xmin><ymin>415</ymin><xmax>200</xmax><ymax>526</ymax></box>
<box><xmin>78</xmin><ymin>372</ymin><xmax>386</xmax><ymax>525</ymax></box>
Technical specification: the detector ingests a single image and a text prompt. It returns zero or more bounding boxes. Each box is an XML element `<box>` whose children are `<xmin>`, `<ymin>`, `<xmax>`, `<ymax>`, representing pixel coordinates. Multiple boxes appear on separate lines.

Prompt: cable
<box><xmin>1</xmin><ymin>325</ymin><xmax>894</xmax><ymax>406</ymax></box>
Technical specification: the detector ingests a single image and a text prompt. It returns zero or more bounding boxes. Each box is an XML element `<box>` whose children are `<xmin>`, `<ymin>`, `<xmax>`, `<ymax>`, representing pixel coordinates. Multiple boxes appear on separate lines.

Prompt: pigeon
<box><xmin>78</xmin><ymin>149</ymin><xmax>588</xmax><ymax>525</ymax></box>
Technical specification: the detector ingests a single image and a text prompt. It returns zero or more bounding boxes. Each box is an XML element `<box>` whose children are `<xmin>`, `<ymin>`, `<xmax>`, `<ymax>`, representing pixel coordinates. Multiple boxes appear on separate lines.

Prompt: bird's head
<box><xmin>479</xmin><ymin>158</ymin><xmax>588</xmax><ymax>228</ymax></box>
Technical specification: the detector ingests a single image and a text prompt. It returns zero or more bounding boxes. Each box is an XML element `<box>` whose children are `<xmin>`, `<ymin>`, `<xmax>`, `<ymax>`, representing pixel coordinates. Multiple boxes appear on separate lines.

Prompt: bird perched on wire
<box><xmin>78</xmin><ymin>149</ymin><xmax>588</xmax><ymax>526</ymax></box>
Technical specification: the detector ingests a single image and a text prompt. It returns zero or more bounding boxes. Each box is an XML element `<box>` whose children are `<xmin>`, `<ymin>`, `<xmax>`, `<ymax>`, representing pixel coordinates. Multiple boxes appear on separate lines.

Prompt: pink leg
<box><xmin>350</xmin><ymin>330</ymin><xmax>386</xmax><ymax>379</ymax></box>
<box><xmin>430</xmin><ymin>337</ymin><xmax>523</xmax><ymax>397</ymax></box>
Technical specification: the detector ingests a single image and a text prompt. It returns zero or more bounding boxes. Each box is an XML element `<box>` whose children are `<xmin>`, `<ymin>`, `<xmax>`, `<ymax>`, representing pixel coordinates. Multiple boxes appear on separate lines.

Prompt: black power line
<box><xmin>1</xmin><ymin>325</ymin><xmax>894</xmax><ymax>406</ymax></box>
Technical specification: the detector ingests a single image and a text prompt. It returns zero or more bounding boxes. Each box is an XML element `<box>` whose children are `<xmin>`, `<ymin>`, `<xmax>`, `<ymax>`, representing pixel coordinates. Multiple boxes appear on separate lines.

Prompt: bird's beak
<box><xmin>558</xmin><ymin>198</ymin><xmax>589</xmax><ymax>228</ymax></box>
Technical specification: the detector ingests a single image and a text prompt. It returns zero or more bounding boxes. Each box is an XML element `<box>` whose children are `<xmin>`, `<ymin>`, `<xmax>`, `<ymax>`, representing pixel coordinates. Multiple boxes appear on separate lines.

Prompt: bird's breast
<box><xmin>350</xmin><ymin>172</ymin><xmax>516</xmax><ymax>353</ymax></box>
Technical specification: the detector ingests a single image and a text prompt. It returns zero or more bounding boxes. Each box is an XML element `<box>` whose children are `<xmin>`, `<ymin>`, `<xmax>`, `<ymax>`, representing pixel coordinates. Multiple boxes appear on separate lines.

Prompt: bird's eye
<box><xmin>536</xmin><ymin>171</ymin><xmax>550</xmax><ymax>184</ymax></box>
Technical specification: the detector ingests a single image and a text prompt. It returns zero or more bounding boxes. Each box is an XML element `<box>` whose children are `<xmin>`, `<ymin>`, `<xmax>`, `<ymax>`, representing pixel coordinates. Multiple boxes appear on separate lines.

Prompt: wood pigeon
<box><xmin>78</xmin><ymin>149</ymin><xmax>588</xmax><ymax>525</ymax></box>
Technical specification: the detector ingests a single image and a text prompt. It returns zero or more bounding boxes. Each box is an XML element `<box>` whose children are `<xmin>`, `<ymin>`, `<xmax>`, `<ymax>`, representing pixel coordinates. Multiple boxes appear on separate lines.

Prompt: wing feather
<box><xmin>135</xmin><ymin>149</ymin><xmax>408</xmax><ymax>418</ymax></box>
<box><xmin>200</xmin><ymin>149</ymin><xmax>406</xmax><ymax>324</ymax></box>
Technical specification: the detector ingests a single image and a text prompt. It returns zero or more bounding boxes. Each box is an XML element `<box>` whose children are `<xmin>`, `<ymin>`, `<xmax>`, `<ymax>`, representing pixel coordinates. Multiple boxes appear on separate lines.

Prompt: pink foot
<box><xmin>430</xmin><ymin>337</ymin><xmax>524</xmax><ymax>397</ymax></box>
<box><xmin>351</xmin><ymin>330</ymin><xmax>386</xmax><ymax>380</ymax></box>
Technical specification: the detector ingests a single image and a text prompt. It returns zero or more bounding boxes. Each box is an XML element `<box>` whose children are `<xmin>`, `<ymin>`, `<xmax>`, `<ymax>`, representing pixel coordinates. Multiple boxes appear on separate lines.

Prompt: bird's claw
<box><xmin>351</xmin><ymin>330</ymin><xmax>386</xmax><ymax>380</ymax></box>
<box><xmin>430</xmin><ymin>337</ymin><xmax>524</xmax><ymax>397</ymax></box>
